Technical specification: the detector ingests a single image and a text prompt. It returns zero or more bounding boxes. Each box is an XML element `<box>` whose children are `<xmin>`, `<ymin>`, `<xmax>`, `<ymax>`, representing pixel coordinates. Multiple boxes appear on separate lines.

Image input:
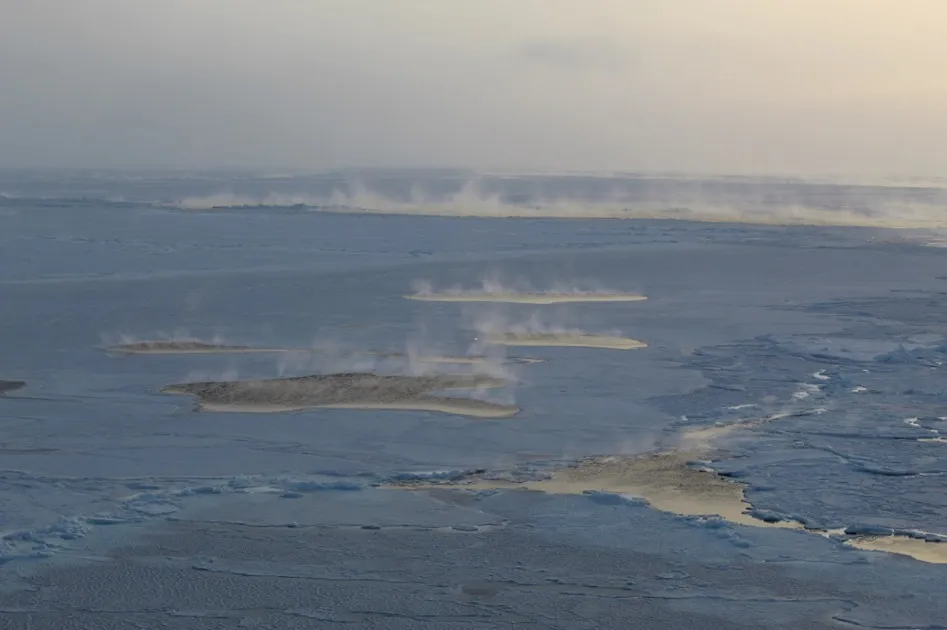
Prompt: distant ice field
<box><xmin>2</xmin><ymin>172</ymin><xmax>947</xmax><ymax>628</ymax></box>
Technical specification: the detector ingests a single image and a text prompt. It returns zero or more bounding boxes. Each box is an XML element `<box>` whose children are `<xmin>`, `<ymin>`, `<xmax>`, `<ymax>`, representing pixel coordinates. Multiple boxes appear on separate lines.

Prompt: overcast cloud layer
<box><xmin>1</xmin><ymin>0</ymin><xmax>946</xmax><ymax>177</ymax></box>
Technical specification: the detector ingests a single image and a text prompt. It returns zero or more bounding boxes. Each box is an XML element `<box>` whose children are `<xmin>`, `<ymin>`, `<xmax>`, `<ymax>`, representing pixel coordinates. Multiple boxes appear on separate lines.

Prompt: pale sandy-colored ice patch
<box><xmin>317</xmin><ymin>399</ymin><xmax>518</xmax><ymax>418</ymax></box>
<box><xmin>162</xmin><ymin>372</ymin><xmax>517</xmax><ymax>418</ymax></box>
<box><xmin>845</xmin><ymin>535</ymin><xmax>947</xmax><ymax>564</ymax></box>
<box><xmin>388</xmin><ymin>388</ymin><xmax>947</xmax><ymax>564</ymax></box>
<box><xmin>406</xmin><ymin>292</ymin><xmax>648</xmax><ymax>305</ymax></box>
<box><xmin>391</xmin><ymin>450</ymin><xmax>801</xmax><ymax>531</ymax></box>
<box><xmin>201</xmin><ymin>398</ymin><xmax>518</xmax><ymax>418</ymax></box>
<box><xmin>484</xmin><ymin>332</ymin><xmax>647</xmax><ymax>350</ymax></box>
<box><xmin>391</xmin><ymin>419</ymin><xmax>947</xmax><ymax>564</ymax></box>
<box><xmin>391</xmin><ymin>450</ymin><xmax>947</xmax><ymax>564</ymax></box>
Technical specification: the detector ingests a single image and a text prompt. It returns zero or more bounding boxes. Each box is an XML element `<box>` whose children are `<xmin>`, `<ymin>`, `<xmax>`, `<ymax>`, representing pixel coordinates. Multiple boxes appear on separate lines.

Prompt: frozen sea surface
<box><xmin>2</xmin><ymin>172</ymin><xmax>947</xmax><ymax>628</ymax></box>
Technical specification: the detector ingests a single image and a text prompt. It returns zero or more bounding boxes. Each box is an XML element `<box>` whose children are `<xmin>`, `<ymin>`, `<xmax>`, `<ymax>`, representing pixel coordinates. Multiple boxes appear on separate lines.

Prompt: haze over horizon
<box><xmin>2</xmin><ymin>1</ymin><xmax>946</xmax><ymax>178</ymax></box>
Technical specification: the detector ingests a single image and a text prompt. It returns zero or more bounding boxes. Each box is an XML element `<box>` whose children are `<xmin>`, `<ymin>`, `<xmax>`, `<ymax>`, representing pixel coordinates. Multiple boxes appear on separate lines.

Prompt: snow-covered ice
<box><xmin>3</xmin><ymin>171</ymin><xmax>947</xmax><ymax>627</ymax></box>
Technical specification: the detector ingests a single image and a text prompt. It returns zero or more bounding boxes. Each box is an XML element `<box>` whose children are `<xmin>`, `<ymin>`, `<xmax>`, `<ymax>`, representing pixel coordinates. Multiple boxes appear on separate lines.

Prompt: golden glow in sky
<box><xmin>1</xmin><ymin>0</ymin><xmax>945</xmax><ymax>176</ymax></box>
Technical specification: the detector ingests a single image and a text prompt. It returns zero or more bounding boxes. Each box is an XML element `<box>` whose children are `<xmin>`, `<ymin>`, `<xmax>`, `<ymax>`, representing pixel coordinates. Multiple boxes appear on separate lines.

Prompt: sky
<box><xmin>1</xmin><ymin>0</ymin><xmax>946</xmax><ymax>177</ymax></box>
